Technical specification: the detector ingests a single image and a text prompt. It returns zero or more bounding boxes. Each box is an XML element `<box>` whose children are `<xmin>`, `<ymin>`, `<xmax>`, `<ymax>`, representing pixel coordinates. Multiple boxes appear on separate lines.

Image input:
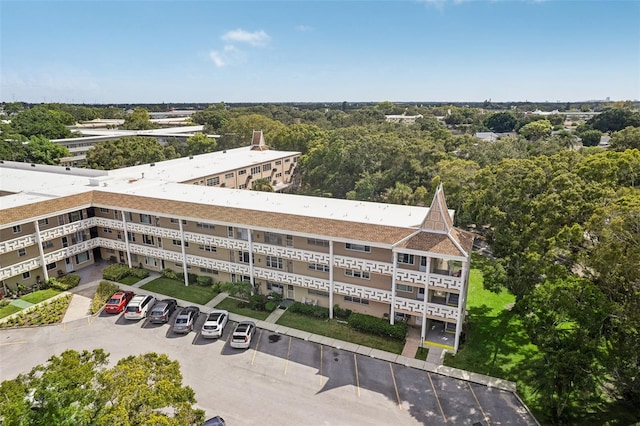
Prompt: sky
<box><xmin>1</xmin><ymin>0</ymin><xmax>639</xmax><ymax>104</ymax></box>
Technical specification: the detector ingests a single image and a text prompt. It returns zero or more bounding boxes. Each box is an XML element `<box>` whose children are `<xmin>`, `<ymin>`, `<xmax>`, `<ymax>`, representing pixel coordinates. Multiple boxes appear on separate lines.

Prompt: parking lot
<box><xmin>0</xmin><ymin>301</ymin><xmax>538</xmax><ymax>425</ymax></box>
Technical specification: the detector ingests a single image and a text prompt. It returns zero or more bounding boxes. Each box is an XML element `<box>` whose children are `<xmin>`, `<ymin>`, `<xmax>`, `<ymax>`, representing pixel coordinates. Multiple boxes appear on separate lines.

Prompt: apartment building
<box><xmin>0</xmin><ymin>144</ymin><xmax>472</xmax><ymax>352</ymax></box>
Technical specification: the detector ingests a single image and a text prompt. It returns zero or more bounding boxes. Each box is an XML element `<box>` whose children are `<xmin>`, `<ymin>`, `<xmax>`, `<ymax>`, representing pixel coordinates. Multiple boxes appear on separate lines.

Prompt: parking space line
<box><xmin>251</xmin><ymin>329</ymin><xmax>263</xmax><ymax>366</ymax></box>
<box><xmin>428</xmin><ymin>372</ymin><xmax>447</xmax><ymax>423</ymax></box>
<box><xmin>0</xmin><ymin>340</ymin><xmax>28</xmax><ymax>346</ymax></box>
<box><xmin>319</xmin><ymin>345</ymin><xmax>323</xmax><ymax>386</ymax></box>
<box><xmin>389</xmin><ymin>363</ymin><xmax>402</xmax><ymax>408</ymax></box>
<box><xmin>353</xmin><ymin>353</ymin><xmax>360</xmax><ymax>398</ymax></box>
<box><xmin>284</xmin><ymin>336</ymin><xmax>292</xmax><ymax>375</ymax></box>
<box><xmin>468</xmin><ymin>382</ymin><xmax>490</xmax><ymax>426</ymax></box>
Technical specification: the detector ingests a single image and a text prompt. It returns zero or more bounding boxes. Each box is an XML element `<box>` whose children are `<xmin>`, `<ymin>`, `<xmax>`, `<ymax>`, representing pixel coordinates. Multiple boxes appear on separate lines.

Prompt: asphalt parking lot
<box><xmin>1</xmin><ymin>305</ymin><xmax>537</xmax><ymax>425</ymax></box>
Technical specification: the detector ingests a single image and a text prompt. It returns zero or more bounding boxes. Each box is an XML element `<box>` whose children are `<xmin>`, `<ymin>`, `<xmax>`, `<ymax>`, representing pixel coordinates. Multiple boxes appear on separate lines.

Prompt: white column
<box><xmin>454</xmin><ymin>260</ymin><xmax>469</xmax><ymax>353</ymax></box>
<box><xmin>421</xmin><ymin>257</ymin><xmax>431</xmax><ymax>344</ymax></box>
<box><xmin>33</xmin><ymin>220</ymin><xmax>49</xmax><ymax>282</ymax></box>
<box><xmin>121</xmin><ymin>211</ymin><xmax>132</xmax><ymax>268</ymax></box>
<box><xmin>390</xmin><ymin>252</ymin><xmax>397</xmax><ymax>325</ymax></box>
<box><xmin>179</xmin><ymin>220</ymin><xmax>189</xmax><ymax>286</ymax></box>
<box><xmin>329</xmin><ymin>241</ymin><xmax>334</xmax><ymax>319</ymax></box>
<box><xmin>248</xmin><ymin>229</ymin><xmax>255</xmax><ymax>292</ymax></box>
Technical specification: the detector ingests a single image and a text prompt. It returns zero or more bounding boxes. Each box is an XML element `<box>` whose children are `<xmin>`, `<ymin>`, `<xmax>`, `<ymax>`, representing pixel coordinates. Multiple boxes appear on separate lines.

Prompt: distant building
<box><xmin>384</xmin><ymin>114</ymin><xmax>423</xmax><ymax>125</ymax></box>
<box><xmin>474</xmin><ymin>132</ymin><xmax>499</xmax><ymax>142</ymax></box>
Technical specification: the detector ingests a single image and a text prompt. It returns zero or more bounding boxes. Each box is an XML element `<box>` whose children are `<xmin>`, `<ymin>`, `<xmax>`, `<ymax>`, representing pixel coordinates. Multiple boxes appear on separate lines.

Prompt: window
<box><xmin>38</xmin><ymin>218</ymin><xmax>49</xmax><ymax>226</ymax></box>
<box><xmin>345</xmin><ymin>269</ymin><xmax>370</xmax><ymax>279</ymax></box>
<box><xmin>75</xmin><ymin>251</ymin><xmax>90</xmax><ymax>264</ymax></box>
<box><xmin>175</xmin><ymin>263</ymin><xmax>192</xmax><ymax>269</ymax></box>
<box><xmin>206</xmin><ymin>177</ymin><xmax>220</xmax><ymax>186</ymax></box>
<box><xmin>100</xmin><ymin>208</ymin><xmax>110</xmax><ymax>213</ymax></box>
<box><xmin>199</xmin><ymin>244</ymin><xmax>217</xmax><ymax>252</ymax></box>
<box><xmin>397</xmin><ymin>253</ymin><xmax>415</xmax><ymax>265</ymax></box>
<box><xmin>196</xmin><ymin>222</ymin><xmax>215</xmax><ymax>229</ymax></box>
<box><xmin>124</xmin><ymin>212</ymin><xmax>132</xmax><ymax>221</ymax></box>
<box><xmin>264</xmin><ymin>232</ymin><xmax>282</xmax><ymax>245</ymax></box>
<box><xmin>238</xmin><ymin>184</ymin><xmax>247</xmax><ymax>189</ymax></box>
<box><xmin>200</xmin><ymin>267</ymin><xmax>218</xmax><ymax>274</ymax></box>
<box><xmin>262</xmin><ymin>163</ymin><xmax>272</xmax><ymax>171</ymax></box>
<box><xmin>225</xmin><ymin>172</ymin><xmax>235</xmax><ymax>178</ymax></box>
<box><xmin>170</xmin><ymin>218</ymin><xmax>187</xmax><ymax>224</ymax></box>
<box><xmin>140</xmin><ymin>214</ymin><xmax>152</xmax><ymax>224</ymax></box>
<box><xmin>12</xmin><ymin>225</ymin><xmax>21</xmax><ymax>233</ymax></box>
<box><xmin>106</xmin><ymin>248</ymin><xmax>115</xmax><ymax>254</ymax></box>
<box><xmin>127</xmin><ymin>233</ymin><xmax>136</xmax><ymax>243</ymax></box>
<box><xmin>238</xmin><ymin>251</ymin><xmax>251</xmax><ymax>263</ymax></box>
<box><xmin>346</xmin><ymin>243</ymin><xmax>371</xmax><ymax>252</ymax></box>
<box><xmin>275</xmin><ymin>160</ymin><xmax>282</xmax><ymax>165</ymax></box>
<box><xmin>307</xmin><ymin>238</ymin><xmax>329</xmax><ymax>247</ymax></box>
<box><xmin>142</xmin><ymin>235</ymin><xmax>155</xmax><ymax>245</ymax></box>
<box><xmin>275</xmin><ymin>173</ymin><xmax>282</xmax><ymax>178</ymax></box>
<box><xmin>308</xmin><ymin>289</ymin><xmax>329</xmax><ymax>297</ymax></box>
<box><xmin>103</xmin><ymin>227</ymin><xmax>112</xmax><ymax>233</ymax></box>
<box><xmin>227</xmin><ymin>226</ymin><xmax>234</xmax><ymax>238</ymax></box>
<box><xmin>308</xmin><ymin>263</ymin><xmax>330</xmax><ymax>272</ymax></box>
<box><xmin>294</xmin><ymin>156</ymin><xmax>299</xmax><ymax>163</ymax></box>
<box><xmin>344</xmin><ymin>295</ymin><xmax>369</xmax><ymax>305</ymax></box>
<box><xmin>22</xmin><ymin>271</ymin><xmax>31</xmax><ymax>279</ymax></box>
<box><xmin>251</xmin><ymin>166</ymin><xmax>261</xmax><ymax>175</ymax></box>
<box><xmin>18</xmin><ymin>248</ymin><xmax>26</xmax><ymax>257</ymax></box>
<box><xmin>266</xmin><ymin>256</ymin><xmax>283</xmax><ymax>269</ymax></box>
<box><xmin>236</xmin><ymin>228</ymin><xmax>248</xmax><ymax>241</ymax></box>
<box><xmin>285</xmin><ymin>158</ymin><xmax>290</xmax><ymax>163</ymax></box>
<box><xmin>46</xmin><ymin>262</ymin><xmax>57</xmax><ymax>271</ymax></box>
<box><xmin>42</xmin><ymin>241</ymin><xmax>54</xmax><ymax>249</ymax></box>
<box><xmin>68</xmin><ymin>210</ymin><xmax>82</xmax><ymax>222</ymax></box>
<box><xmin>172</xmin><ymin>239</ymin><xmax>188</xmax><ymax>247</ymax></box>
<box><xmin>397</xmin><ymin>284</ymin><xmax>413</xmax><ymax>292</ymax></box>
<box><xmin>238</xmin><ymin>170</ymin><xmax>246</xmax><ymax>176</ymax></box>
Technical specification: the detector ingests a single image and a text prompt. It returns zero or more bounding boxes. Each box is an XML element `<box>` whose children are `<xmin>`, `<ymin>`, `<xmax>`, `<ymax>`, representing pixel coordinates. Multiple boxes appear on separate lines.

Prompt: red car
<box><xmin>104</xmin><ymin>291</ymin><xmax>135</xmax><ymax>314</ymax></box>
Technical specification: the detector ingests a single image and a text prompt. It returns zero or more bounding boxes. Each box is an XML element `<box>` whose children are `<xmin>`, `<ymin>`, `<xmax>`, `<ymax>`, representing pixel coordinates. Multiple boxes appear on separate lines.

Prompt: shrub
<box><xmin>48</xmin><ymin>274</ymin><xmax>80</xmax><ymax>291</ymax></box>
<box><xmin>128</xmin><ymin>268</ymin><xmax>150</xmax><ymax>279</ymax></box>
<box><xmin>196</xmin><ymin>275</ymin><xmax>213</xmax><ymax>286</ymax></box>
<box><xmin>103</xmin><ymin>264</ymin><xmax>131</xmax><ymax>281</ymax></box>
<box><xmin>161</xmin><ymin>268</ymin><xmax>178</xmax><ymax>280</ymax></box>
<box><xmin>91</xmin><ymin>281</ymin><xmax>120</xmax><ymax>314</ymax></box>
<box><xmin>265</xmin><ymin>301</ymin><xmax>279</xmax><ymax>312</ymax></box>
<box><xmin>288</xmin><ymin>302</ymin><xmax>329</xmax><ymax>319</ymax></box>
<box><xmin>333</xmin><ymin>304</ymin><xmax>352</xmax><ymax>320</ymax></box>
<box><xmin>249</xmin><ymin>294</ymin><xmax>267</xmax><ymax>311</ymax></box>
<box><xmin>347</xmin><ymin>313</ymin><xmax>407</xmax><ymax>341</ymax></box>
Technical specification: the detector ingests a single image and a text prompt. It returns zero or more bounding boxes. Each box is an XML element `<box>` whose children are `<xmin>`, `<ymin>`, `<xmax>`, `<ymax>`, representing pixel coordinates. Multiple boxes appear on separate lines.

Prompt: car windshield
<box><xmin>126</xmin><ymin>306</ymin><xmax>138</xmax><ymax>312</ymax></box>
<box><xmin>209</xmin><ymin>313</ymin><xmax>221</xmax><ymax>321</ymax></box>
<box><xmin>203</xmin><ymin>325</ymin><xmax>216</xmax><ymax>330</ymax></box>
<box><xmin>107</xmin><ymin>298</ymin><xmax>119</xmax><ymax>304</ymax></box>
<box><xmin>176</xmin><ymin>318</ymin><xmax>187</xmax><ymax>324</ymax></box>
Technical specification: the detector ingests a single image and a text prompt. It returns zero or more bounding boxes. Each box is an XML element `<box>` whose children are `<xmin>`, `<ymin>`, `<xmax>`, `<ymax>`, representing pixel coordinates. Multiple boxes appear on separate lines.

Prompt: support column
<box><xmin>179</xmin><ymin>220</ymin><xmax>189</xmax><ymax>286</ymax></box>
<box><xmin>121</xmin><ymin>211</ymin><xmax>132</xmax><ymax>268</ymax></box>
<box><xmin>248</xmin><ymin>229</ymin><xmax>255</xmax><ymax>292</ymax></box>
<box><xmin>329</xmin><ymin>241</ymin><xmax>334</xmax><ymax>319</ymax></box>
<box><xmin>34</xmin><ymin>220</ymin><xmax>49</xmax><ymax>282</ymax></box>
<box><xmin>421</xmin><ymin>257</ymin><xmax>431</xmax><ymax>344</ymax></box>
<box><xmin>390</xmin><ymin>252</ymin><xmax>397</xmax><ymax>325</ymax></box>
<box><xmin>454</xmin><ymin>260</ymin><xmax>469</xmax><ymax>353</ymax></box>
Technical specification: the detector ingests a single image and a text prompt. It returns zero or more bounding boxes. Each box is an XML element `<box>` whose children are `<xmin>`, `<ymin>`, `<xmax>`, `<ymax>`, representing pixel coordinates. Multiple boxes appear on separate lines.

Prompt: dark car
<box><xmin>148</xmin><ymin>299</ymin><xmax>178</xmax><ymax>324</ymax></box>
<box><xmin>202</xmin><ymin>416</ymin><xmax>225</xmax><ymax>426</ymax></box>
<box><xmin>173</xmin><ymin>306</ymin><xmax>200</xmax><ymax>334</ymax></box>
<box><xmin>104</xmin><ymin>291</ymin><xmax>134</xmax><ymax>314</ymax></box>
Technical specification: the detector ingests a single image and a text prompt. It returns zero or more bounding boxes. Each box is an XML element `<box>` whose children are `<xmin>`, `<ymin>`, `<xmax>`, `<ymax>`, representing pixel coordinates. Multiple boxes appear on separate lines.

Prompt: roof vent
<box><xmin>189</xmin><ymin>156</ymin><xmax>194</xmax><ymax>159</ymax></box>
<box><xmin>31</xmin><ymin>163</ymin><xmax>36</xmax><ymax>167</ymax></box>
<box><xmin>223</xmin><ymin>150</ymin><xmax>227</xmax><ymax>153</ymax></box>
<box><xmin>65</xmin><ymin>167</ymin><xmax>71</xmax><ymax>171</ymax></box>
<box><xmin>150</xmin><ymin>163</ymin><xmax>155</xmax><ymax>167</ymax></box>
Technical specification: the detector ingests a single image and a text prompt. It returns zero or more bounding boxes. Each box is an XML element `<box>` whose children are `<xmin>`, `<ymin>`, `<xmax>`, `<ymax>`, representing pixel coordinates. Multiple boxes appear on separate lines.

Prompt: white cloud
<box><xmin>221</xmin><ymin>29</ymin><xmax>270</xmax><ymax>46</ymax></box>
<box><xmin>209</xmin><ymin>51</ymin><xmax>226</xmax><ymax>68</ymax></box>
<box><xmin>209</xmin><ymin>45</ymin><xmax>245</xmax><ymax>68</ymax></box>
<box><xmin>295</xmin><ymin>25</ymin><xmax>313</xmax><ymax>32</ymax></box>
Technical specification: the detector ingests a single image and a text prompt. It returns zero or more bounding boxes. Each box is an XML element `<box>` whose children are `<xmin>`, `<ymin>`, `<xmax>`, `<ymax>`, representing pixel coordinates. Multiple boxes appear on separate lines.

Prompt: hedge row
<box><xmin>161</xmin><ymin>269</ymin><xmax>212</xmax><ymax>287</ymax></box>
<box><xmin>288</xmin><ymin>302</ymin><xmax>329</xmax><ymax>319</ymax></box>
<box><xmin>48</xmin><ymin>274</ymin><xmax>80</xmax><ymax>291</ymax></box>
<box><xmin>91</xmin><ymin>281</ymin><xmax>120</xmax><ymax>314</ymax></box>
<box><xmin>103</xmin><ymin>264</ymin><xmax>149</xmax><ymax>282</ymax></box>
<box><xmin>347</xmin><ymin>313</ymin><xmax>408</xmax><ymax>341</ymax></box>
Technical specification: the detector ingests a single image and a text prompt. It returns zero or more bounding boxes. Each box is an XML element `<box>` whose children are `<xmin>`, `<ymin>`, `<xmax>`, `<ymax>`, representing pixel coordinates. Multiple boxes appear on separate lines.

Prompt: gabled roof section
<box><xmin>420</xmin><ymin>184</ymin><xmax>454</xmax><ymax>233</ymax></box>
<box><xmin>250</xmin><ymin>130</ymin><xmax>269</xmax><ymax>151</ymax></box>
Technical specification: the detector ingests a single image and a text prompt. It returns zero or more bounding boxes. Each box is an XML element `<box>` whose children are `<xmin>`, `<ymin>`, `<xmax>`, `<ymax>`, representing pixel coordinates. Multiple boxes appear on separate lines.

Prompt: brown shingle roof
<box><xmin>1</xmin><ymin>192</ymin><xmax>94</xmax><ymax>226</ymax></box>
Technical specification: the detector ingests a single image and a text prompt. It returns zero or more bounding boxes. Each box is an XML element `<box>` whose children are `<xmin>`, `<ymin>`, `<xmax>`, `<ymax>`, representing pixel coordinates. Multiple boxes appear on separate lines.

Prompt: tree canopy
<box><xmin>86</xmin><ymin>136</ymin><xmax>172</xmax><ymax>169</ymax></box>
<box><xmin>588</xmin><ymin>107</ymin><xmax>640</xmax><ymax>133</ymax></box>
<box><xmin>11</xmin><ymin>106</ymin><xmax>73</xmax><ymax>139</ymax></box>
<box><xmin>120</xmin><ymin>108</ymin><xmax>158</xmax><ymax>130</ymax></box>
<box><xmin>0</xmin><ymin>349</ymin><xmax>205</xmax><ymax>426</ymax></box>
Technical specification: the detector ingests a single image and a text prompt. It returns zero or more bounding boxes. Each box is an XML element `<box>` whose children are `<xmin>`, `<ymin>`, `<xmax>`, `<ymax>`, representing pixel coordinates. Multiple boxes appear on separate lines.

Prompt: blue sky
<box><xmin>1</xmin><ymin>1</ymin><xmax>639</xmax><ymax>103</ymax></box>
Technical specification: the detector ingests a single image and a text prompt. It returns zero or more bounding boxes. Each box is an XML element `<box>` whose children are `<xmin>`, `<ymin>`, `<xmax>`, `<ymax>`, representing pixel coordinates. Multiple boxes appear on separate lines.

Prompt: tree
<box><xmin>0</xmin><ymin>349</ymin><xmax>204</xmax><ymax>425</ymax></box>
<box><xmin>11</xmin><ymin>106</ymin><xmax>73</xmax><ymax>139</ymax></box>
<box><xmin>120</xmin><ymin>108</ymin><xmax>158</xmax><ymax>130</ymax></box>
<box><xmin>384</xmin><ymin>182</ymin><xmax>414</xmax><ymax>205</ymax></box>
<box><xmin>269</xmin><ymin>123</ymin><xmax>327</xmax><ymax>154</ymax></box>
<box><xmin>218</xmin><ymin>114</ymin><xmax>285</xmax><ymax>150</ymax></box>
<box><xmin>86</xmin><ymin>136</ymin><xmax>167</xmax><ymax>169</ymax></box>
<box><xmin>609</xmin><ymin>126</ymin><xmax>640</xmax><ymax>151</ymax></box>
<box><xmin>484</xmin><ymin>111</ymin><xmax>517</xmax><ymax>133</ymax></box>
<box><xmin>580</xmin><ymin>129</ymin><xmax>602</xmax><ymax>147</ymax></box>
<box><xmin>185</xmin><ymin>132</ymin><xmax>217</xmax><ymax>155</ymax></box>
<box><xmin>588</xmin><ymin>108</ymin><xmax>640</xmax><ymax>133</ymax></box>
<box><xmin>251</xmin><ymin>178</ymin><xmax>273</xmax><ymax>192</ymax></box>
<box><xmin>518</xmin><ymin>119</ymin><xmax>552</xmax><ymax>141</ymax></box>
<box><xmin>191</xmin><ymin>103</ymin><xmax>229</xmax><ymax>132</ymax></box>
<box><xmin>23</xmin><ymin>136</ymin><xmax>70</xmax><ymax>164</ymax></box>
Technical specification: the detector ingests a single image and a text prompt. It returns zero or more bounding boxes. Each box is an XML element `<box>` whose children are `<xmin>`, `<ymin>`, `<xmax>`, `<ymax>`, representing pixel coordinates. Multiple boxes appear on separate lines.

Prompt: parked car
<box><xmin>148</xmin><ymin>299</ymin><xmax>178</xmax><ymax>324</ymax></box>
<box><xmin>123</xmin><ymin>294</ymin><xmax>156</xmax><ymax>320</ymax></box>
<box><xmin>202</xmin><ymin>416</ymin><xmax>225</xmax><ymax>426</ymax></box>
<box><xmin>230</xmin><ymin>321</ymin><xmax>256</xmax><ymax>349</ymax></box>
<box><xmin>104</xmin><ymin>291</ymin><xmax>134</xmax><ymax>314</ymax></box>
<box><xmin>173</xmin><ymin>306</ymin><xmax>200</xmax><ymax>334</ymax></box>
<box><xmin>201</xmin><ymin>310</ymin><xmax>229</xmax><ymax>339</ymax></box>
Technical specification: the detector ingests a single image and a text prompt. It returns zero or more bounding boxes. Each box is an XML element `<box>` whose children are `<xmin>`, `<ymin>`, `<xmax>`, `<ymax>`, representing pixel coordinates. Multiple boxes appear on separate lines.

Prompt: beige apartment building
<box><xmin>0</xmin><ymin>138</ymin><xmax>472</xmax><ymax>351</ymax></box>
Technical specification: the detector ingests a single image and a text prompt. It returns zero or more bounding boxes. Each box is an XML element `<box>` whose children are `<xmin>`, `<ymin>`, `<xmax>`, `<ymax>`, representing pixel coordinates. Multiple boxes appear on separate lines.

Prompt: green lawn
<box><xmin>140</xmin><ymin>278</ymin><xmax>218</xmax><ymax>305</ymax></box>
<box><xmin>443</xmin><ymin>254</ymin><xmax>541</xmax><ymax>417</ymax></box>
<box><xmin>20</xmin><ymin>289</ymin><xmax>61</xmax><ymax>304</ymax></box>
<box><xmin>415</xmin><ymin>347</ymin><xmax>429</xmax><ymax>361</ymax></box>
<box><xmin>118</xmin><ymin>276</ymin><xmax>141</xmax><ymax>285</ymax></box>
<box><xmin>214</xmin><ymin>297</ymin><xmax>270</xmax><ymax>320</ymax></box>
<box><xmin>277</xmin><ymin>311</ymin><xmax>405</xmax><ymax>354</ymax></box>
<box><xmin>0</xmin><ymin>304</ymin><xmax>22</xmax><ymax>319</ymax></box>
